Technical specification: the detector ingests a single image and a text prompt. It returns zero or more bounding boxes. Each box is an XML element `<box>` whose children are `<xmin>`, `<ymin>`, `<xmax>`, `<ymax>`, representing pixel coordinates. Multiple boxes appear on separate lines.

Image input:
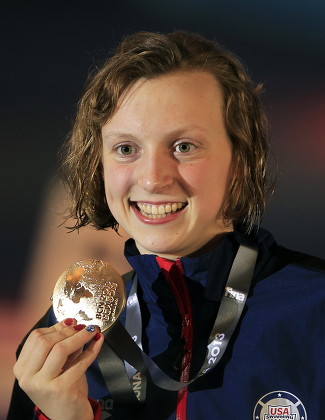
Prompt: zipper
<box><xmin>156</xmin><ymin>256</ymin><xmax>193</xmax><ymax>420</ymax></box>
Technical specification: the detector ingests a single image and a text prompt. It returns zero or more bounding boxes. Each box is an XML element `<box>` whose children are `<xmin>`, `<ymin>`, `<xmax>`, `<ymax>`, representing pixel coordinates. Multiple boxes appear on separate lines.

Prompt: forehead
<box><xmin>118</xmin><ymin>70</ymin><xmax>223</xmax><ymax>105</ymax></box>
<box><xmin>103</xmin><ymin>71</ymin><xmax>225</xmax><ymax>135</ymax></box>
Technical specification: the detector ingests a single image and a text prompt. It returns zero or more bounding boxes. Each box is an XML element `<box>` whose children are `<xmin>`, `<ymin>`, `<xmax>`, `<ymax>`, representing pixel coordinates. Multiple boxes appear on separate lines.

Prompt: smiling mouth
<box><xmin>135</xmin><ymin>202</ymin><xmax>187</xmax><ymax>219</ymax></box>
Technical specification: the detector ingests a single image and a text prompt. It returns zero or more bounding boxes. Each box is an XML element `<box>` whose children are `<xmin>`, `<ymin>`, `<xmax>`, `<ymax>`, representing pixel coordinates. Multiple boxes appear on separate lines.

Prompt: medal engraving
<box><xmin>52</xmin><ymin>259</ymin><xmax>126</xmax><ymax>331</ymax></box>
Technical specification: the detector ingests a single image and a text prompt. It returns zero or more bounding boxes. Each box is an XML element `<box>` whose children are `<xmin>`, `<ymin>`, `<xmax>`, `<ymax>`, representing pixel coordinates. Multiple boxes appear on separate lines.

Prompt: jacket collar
<box><xmin>124</xmin><ymin>227</ymin><xmax>277</xmax><ymax>302</ymax></box>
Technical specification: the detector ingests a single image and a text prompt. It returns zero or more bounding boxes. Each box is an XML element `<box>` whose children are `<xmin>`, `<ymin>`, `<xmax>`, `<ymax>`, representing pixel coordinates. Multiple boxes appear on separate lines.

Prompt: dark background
<box><xmin>1</xmin><ymin>0</ymin><xmax>324</xmax><ymax>300</ymax></box>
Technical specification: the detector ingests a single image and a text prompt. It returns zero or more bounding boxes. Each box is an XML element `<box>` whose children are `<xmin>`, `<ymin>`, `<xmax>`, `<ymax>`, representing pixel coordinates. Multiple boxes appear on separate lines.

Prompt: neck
<box><xmin>136</xmin><ymin>228</ymin><xmax>233</xmax><ymax>260</ymax></box>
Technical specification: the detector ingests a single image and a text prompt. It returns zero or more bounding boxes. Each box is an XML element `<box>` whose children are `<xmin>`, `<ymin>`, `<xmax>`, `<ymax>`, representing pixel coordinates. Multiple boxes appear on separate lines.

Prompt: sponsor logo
<box><xmin>225</xmin><ymin>286</ymin><xmax>245</xmax><ymax>302</ymax></box>
<box><xmin>132</xmin><ymin>371</ymin><xmax>142</xmax><ymax>400</ymax></box>
<box><xmin>253</xmin><ymin>391</ymin><xmax>307</xmax><ymax>420</ymax></box>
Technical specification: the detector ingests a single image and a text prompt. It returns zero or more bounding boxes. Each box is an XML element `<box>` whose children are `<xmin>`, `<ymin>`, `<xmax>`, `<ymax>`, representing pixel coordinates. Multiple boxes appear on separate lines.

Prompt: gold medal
<box><xmin>52</xmin><ymin>259</ymin><xmax>126</xmax><ymax>331</ymax></box>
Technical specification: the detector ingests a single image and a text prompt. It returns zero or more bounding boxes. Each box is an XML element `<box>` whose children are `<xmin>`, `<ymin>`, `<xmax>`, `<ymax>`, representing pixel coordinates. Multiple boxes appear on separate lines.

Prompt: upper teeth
<box><xmin>137</xmin><ymin>202</ymin><xmax>184</xmax><ymax>217</ymax></box>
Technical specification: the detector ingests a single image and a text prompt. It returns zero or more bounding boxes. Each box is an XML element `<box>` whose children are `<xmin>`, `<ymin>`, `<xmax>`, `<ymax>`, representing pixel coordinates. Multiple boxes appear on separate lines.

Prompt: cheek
<box><xmin>103</xmin><ymin>165</ymin><xmax>132</xmax><ymax>202</ymax></box>
<box><xmin>181</xmin><ymin>159</ymin><xmax>232</xmax><ymax>196</ymax></box>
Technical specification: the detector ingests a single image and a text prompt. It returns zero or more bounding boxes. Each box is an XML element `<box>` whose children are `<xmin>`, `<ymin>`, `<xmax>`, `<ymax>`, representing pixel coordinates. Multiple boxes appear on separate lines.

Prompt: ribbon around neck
<box><xmin>98</xmin><ymin>238</ymin><xmax>258</xmax><ymax>402</ymax></box>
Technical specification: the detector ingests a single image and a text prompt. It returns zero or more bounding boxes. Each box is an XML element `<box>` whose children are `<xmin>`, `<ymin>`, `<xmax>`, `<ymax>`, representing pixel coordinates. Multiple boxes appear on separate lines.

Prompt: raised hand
<box><xmin>13</xmin><ymin>318</ymin><xmax>104</xmax><ymax>420</ymax></box>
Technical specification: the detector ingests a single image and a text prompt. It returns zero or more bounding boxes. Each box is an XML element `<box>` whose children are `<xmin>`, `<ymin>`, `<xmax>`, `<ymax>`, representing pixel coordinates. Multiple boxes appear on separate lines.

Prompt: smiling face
<box><xmin>101</xmin><ymin>71</ymin><xmax>233</xmax><ymax>259</ymax></box>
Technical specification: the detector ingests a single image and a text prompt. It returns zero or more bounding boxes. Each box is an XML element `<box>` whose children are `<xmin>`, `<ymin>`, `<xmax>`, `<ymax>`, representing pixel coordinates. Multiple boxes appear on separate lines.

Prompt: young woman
<box><xmin>8</xmin><ymin>31</ymin><xmax>325</xmax><ymax>420</ymax></box>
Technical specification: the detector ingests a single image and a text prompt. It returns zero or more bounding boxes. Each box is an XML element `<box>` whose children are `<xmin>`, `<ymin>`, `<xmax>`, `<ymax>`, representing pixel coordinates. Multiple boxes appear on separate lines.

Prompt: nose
<box><xmin>137</xmin><ymin>150</ymin><xmax>174</xmax><ymax>192</ymax></box>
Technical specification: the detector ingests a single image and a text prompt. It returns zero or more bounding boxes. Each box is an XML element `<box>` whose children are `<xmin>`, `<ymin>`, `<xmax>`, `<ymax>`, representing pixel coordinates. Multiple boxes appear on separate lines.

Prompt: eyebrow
<box><xmin>102</xmin><ymin>126</ymin><xmax>208</xmax><ymax>142</ymax></box>
<box><xmin>102</xmin><ymin>131</ymin><xmax>138</xmax><ymax>142</ymax></box>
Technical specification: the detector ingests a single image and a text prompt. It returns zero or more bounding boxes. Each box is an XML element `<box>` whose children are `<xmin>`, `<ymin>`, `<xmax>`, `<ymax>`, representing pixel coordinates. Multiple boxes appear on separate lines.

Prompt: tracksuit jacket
<box><xmin>7</xmin><ymin>228</ymin><xmax>325</xmax><ymax>420</ymax></box>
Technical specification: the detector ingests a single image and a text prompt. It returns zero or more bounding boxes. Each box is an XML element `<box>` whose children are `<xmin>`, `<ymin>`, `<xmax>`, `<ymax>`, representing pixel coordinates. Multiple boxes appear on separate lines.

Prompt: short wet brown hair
<box><xmin>60</xmin><ymin>30</ymin><xmax>272</xmax><ymax>233</ymax></box>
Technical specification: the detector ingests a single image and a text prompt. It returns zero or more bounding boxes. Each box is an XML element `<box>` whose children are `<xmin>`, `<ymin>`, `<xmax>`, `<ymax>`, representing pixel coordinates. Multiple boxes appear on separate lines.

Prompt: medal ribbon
<box><xmin>99</xmin><ymin>238</ymin><xmax>258</xmax><ymax>403</ymax></box>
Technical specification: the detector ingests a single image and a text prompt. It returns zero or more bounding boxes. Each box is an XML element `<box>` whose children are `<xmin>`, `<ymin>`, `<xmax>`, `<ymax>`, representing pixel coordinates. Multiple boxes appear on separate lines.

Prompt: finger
<box><xmin>54</xmin><ymin>318</ymin><xmax>77</xmax><ymax>330</ymax></box>
<box><xmin>62</xmin><ymin>330</ymin><xmax>103</xmax><ymax>372</ymax></box>
<box><xmin>18</xmin><ymin>318</ymin><xmax>76</xmax><ymax>362</ymax></box>
<box><xmin>61</xmin><ymin>347</ymin><xmax>84</xmax><ymax>372</ymax></box>
<box><xmin>14</xmin><ymin>321</ymin><xmax>79</xmax><ymax>378</ymax></box>
<box><xmin>59</xmin><ymin>323</ymin><xmax>91</xmax><ymax>369</ymax></box>
<box><xmin>57</xmin><ymin>332</ymin><xmax>104</xmax><ymax>386</ymax></box>
<box><xmin>39</xmin><ymin>325</ymin><xmax>100</xmax><ymax>379</ymax></box>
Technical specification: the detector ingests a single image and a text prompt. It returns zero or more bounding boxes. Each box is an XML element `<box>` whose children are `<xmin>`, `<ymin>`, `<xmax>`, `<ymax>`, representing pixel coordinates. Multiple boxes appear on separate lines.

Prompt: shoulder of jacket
<box><xmin>277</xmin><ymin>246</ymin><xmax>325</xmax><ymax>272</ymax></box>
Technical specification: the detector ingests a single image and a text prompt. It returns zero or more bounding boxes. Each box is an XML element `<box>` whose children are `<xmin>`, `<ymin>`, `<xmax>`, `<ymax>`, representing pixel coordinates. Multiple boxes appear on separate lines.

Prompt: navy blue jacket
<box><xmin>7</xmin><ymin>228</ymin><xmax>325</xmax><ymax>420</ymax></box>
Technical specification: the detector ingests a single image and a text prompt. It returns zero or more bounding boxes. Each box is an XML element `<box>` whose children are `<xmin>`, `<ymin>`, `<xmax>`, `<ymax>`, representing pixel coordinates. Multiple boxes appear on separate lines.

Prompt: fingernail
<box><xmin>73</xmin><ymin>324</ymin><xmax>86</xmax><ymax>331</ymax></box>
<box><xmin>86</xmin><ymin>325</ymin><xmax>96</xmax><ymax>333</ymax></box>
<box><xmin>94</xmin><ymin>332</ymin><xmax>102</xmax><ymax>341</ymax></box>
<box><xmin>63</xmin><ymin>318</ymin><xmax>75</xmax><ymax>326</ymax></box>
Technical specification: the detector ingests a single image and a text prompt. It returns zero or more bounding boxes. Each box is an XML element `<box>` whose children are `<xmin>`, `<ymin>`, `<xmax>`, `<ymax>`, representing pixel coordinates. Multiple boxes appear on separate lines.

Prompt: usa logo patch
<box><xmin>253</xmin><ymin>391</ymin><xmax>307</xmax><ymax>420</ymax></box>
